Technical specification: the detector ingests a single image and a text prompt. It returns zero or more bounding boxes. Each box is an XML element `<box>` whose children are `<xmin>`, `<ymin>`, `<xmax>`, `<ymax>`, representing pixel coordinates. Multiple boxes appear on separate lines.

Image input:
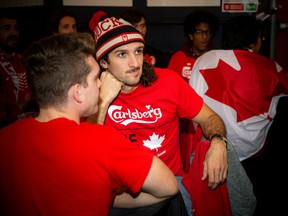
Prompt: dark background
<box><xmin>1</xmin><ymin>0</ymin><xmax>287</xmax><ymax>70</ymax></box>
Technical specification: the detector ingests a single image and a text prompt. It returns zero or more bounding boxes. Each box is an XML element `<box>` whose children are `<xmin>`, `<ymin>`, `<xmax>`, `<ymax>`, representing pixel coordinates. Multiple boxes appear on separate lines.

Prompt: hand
<box><xmin>202</xmin><ymin>138</ymin><xmax>228</xmax><ymax>189</ymax></box>
<box><xmin>86</xmin><ymin>71</ymin><xmax>124</xmax><ymax>124</ymax></box>
<box><xmin>99</xmin><ymin>71</ymin><xmax>124</xmax><ymax>106</ymax></box>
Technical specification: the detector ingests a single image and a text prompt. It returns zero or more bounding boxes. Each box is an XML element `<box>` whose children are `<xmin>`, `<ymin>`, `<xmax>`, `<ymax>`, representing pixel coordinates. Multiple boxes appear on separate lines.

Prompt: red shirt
<box><xmin>168</xmin><ymin>50</ymin><xmax>197</xmax><ymax>83</ymax></box>
<box><xmin>104</xmin><ymin>68</ymin><xmax>203</xmax><ymax>176</ymax></box>
<box><xmin>0</xmin><ymin>118</ymin><xmax>153</xmax><ymax>216</ymax></box>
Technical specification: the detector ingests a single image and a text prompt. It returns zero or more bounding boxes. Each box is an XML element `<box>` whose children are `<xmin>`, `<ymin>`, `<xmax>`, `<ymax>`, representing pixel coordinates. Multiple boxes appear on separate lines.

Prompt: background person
<box><xmin>168</xmin><ymin>10</ymin><xmax>219</xmax><ymax>82</ymax></box>
<box><xmin>189</xmin><ymin>15</ymin><xmax>288</xmax><ymax>216</ymax></box>
<box><xmin>0</xmin><ymin>12</ymin><xmax>34</xmax><ymax>128</ymax></box>
<box><xmin>44</xmin><ymin>10</ymin><xmax>79</xmax><ymax>35</ymax></box>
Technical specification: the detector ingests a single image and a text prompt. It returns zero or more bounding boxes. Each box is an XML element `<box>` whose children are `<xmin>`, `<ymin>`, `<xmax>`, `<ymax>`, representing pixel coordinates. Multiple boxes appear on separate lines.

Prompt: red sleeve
<box><xmin>100</xmin><ymin>126</ymin><xmax>154</xmax><ymax>193</ymax></box>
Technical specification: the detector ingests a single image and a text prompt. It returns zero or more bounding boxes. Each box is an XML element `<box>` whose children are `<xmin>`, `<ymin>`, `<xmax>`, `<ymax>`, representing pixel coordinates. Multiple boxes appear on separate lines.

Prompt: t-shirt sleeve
<box><xmin>102</xmin><ymin>127</ymin><xmax>154</xmax><ymax>194</ymax></box>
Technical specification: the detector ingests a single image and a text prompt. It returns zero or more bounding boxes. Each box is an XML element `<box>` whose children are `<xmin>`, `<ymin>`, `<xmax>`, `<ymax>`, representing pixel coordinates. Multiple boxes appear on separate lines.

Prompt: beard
<box><xmin>0</xmin><ymin>36</ymin><xmax>19</xmax><ymax>54</ymax></box>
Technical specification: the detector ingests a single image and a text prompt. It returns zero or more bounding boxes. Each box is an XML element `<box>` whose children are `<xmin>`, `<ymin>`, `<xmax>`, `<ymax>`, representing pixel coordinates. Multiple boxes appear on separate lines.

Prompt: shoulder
<box><xmin>155</xmin><ymin>67</ymin><xmax>182</xmax><ymax>79</ymax></box>
<box><xmin>170</xmin><ymin>50</ymin><xmax>186</xmax><ymax>59</ymax></box>
<box><xmin>198</xmin><ymin>49</ymin><xmax>233</xmax><ymax>60</ymax></box>
<box><xmin>81</xmin><ymin>122</ymin><xmax>119</xmax><ymax>135</ymax></box>
<box><xmin>233</xmin><ymin>50</ymin><xmax>280</xmax><ymax>69</ymax></box>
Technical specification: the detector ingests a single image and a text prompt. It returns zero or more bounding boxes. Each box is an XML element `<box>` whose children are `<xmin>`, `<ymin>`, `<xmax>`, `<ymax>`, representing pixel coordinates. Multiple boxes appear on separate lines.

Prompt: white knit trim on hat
<box><xmin>96</xmin><ymin>33</ymin><xmax>144</xmax><ymax>59</ymax></box>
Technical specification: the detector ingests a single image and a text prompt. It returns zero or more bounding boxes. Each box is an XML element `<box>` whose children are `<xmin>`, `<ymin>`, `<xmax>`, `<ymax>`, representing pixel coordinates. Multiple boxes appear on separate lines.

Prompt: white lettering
<box><xmin>108</xmin><ymin>105</ymin><xmax>162</xmax><ymax>126</ymax></box>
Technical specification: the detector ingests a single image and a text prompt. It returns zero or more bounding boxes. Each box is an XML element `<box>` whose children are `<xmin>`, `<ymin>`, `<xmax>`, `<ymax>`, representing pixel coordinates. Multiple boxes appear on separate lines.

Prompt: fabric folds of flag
<box><xmin>189</xmin><ymin>49</ymin><xmax>288</xmax><ymax>161</ymax></box>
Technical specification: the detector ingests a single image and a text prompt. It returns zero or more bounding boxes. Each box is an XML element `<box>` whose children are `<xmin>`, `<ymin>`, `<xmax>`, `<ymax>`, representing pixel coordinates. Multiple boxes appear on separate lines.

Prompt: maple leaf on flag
<box><xmin>190</xmin><ymin>50</ymin><xmax>281</xmax><ymax>122</ymax></box>
<box><xmin>143</xmin><ymin>133</ymin><xmax>165</xmax><ymax>150</ymax></box>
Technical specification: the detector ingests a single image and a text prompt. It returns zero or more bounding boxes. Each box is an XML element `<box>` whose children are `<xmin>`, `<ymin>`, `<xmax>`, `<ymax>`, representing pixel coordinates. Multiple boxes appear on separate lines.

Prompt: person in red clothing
<box><xmin>87</xmin><ymin>16</ymin><xmax>229</xmax><ymax>216</ymax></box>
<box><xmin>0</xmin><ymin>13</ymin><xmax>33</xmax><ymax>128</ymax></box>
<box><xmin>190</xmin><ymin>15</ymin><xmax>288</xmax><ymax>216</ymax></box>
<box><xmin>0</xmin><ymin>32</ymin><xmax>179</xmax><ymax>216</ymax></box>
<box><xmin>168</xmin><ymin>10</ymin><xmax>219</xmax><ymax>82</ymax></box>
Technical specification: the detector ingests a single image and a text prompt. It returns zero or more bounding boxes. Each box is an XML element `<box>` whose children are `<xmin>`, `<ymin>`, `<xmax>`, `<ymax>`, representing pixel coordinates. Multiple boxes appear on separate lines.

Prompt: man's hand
<box><xmin>202</xmin><ymin>138</ymin><xmax>228</xmax><ymax>189</ymax></box>
<box><xmin>99</xmin><ymin>71</ymin><xmax>124</xmax><ymax>105</ymax></box>
<box><xmin>86</xmin><ymin>71</ymin><xmax>123</xmax><ymax>124</ymax></box>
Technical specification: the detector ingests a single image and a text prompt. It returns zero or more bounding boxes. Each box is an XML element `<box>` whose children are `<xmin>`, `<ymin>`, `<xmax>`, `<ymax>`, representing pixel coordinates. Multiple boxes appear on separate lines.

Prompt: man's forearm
<box><xmin>113</xmin><ymin>192</ymin><xmax>170</xmax><ymax>208</ymax></box>
<box><xmin>201</xmin><ymin>113</ymin><xmax>226</xmax><ymax>141</ymax></box>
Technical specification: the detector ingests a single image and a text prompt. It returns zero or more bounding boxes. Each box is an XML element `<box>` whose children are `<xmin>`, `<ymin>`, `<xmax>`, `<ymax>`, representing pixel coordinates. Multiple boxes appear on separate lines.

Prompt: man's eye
<box><xmin>118</xmin><ymin>52</ymin><xmax>126</xmax><ymax>57</ymax></box>
<box><xmin>136</xmin><ymin>49</ymin><xmax>143</xmax><ymax>55</ymax></box>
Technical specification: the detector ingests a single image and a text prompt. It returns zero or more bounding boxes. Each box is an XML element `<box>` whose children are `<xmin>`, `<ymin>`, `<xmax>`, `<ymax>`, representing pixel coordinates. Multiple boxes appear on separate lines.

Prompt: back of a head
<box><xmin>23</xmin><ymin>32</ymin><xmax>95</xmax><ymax>107</ymax></box>
<box><xmin>222</xmin><ymin>15</ymin><xmax>261</xmax><ymax>50</ymax></box>
<box><xmin>120</xmin><ymin>9</ymin><xmax>145</xmax><ymax>25</ymax></box>
<box><xmin>183</xmin><ymin>10</ymin><xmax>219</xmax><ymax>38</ymax></box>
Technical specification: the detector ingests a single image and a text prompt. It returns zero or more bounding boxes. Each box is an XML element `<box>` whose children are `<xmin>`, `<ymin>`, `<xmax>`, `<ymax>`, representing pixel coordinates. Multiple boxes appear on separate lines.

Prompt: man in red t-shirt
<box><xmin>87</xmin><ymin>16</ymin><xmax>229</xmax><ymax>216</ymax></box>
<box><xmin>190</xmin><ymin>16</ymin><xmax>288</xmax><ymax>216</ymax></box>
<box><xmin>0</xmin><ymin>32</ymin><xmax>178</xmax><ymax>216</ymax></box>
<box><xmin>168</xmin><ymin>10</ymin><xmax>219</xmax><ymax>82</ymax></box>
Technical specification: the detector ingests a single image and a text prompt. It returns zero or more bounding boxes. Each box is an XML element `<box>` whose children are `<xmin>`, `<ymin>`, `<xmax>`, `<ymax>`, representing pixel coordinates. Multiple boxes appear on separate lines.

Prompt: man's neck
<box><xmin>191</xmin><ymin>47</ymin><xmax>208</xmax><ymax>57</ymax></box>
<box><xmin>121</xmin><ymin>84</ymin><xmax>139</xmax><ymax>94</ymax></box>
<box><xmin>36</xmin><ymin>107</ymin><xmax>80</xmax><ymax>124</ymax></box>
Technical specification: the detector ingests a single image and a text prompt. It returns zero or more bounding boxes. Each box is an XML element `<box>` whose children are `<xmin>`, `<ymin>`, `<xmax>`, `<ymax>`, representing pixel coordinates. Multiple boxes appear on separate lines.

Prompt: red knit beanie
<box><xmin>89</xmin><ymin>11</ymin><xmax>108</xmax><ymax>32</ymax></box>
<box><xmin>93</xmin><ymin>17</ymin><xmax>144</xmax><ymax>61</ymax></box>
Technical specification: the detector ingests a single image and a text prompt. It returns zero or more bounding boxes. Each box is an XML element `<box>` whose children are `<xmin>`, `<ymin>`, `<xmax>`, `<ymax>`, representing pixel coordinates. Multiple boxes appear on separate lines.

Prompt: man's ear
<box><xmin>188</xmin><ymin>34</ymin><xmax>194</xmax><ymax>41</ymax></box>
<box><xmin>100</xmin><ymin>59</ymin><xmax>108</xmax><ymax>69</ymax></box>
<box><xmin>73</xmin><ymin>84</ymin><xmax>82</xmax><ymax>103</ymax></box>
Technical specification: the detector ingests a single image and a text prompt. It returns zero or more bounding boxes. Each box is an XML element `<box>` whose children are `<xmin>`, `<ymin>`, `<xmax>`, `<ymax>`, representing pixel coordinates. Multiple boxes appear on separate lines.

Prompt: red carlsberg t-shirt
<box><xmin>105</xmin><ymin>68</ymin><xmax>203</xmax><ymax>176</ymax></box>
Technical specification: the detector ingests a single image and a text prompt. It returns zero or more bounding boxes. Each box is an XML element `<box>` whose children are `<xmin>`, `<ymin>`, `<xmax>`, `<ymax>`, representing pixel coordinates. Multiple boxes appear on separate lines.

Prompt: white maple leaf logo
<box><xmin>143</xmin><ymin>133</ymin><xmax>165</xmax><ymax>151</ymax></box>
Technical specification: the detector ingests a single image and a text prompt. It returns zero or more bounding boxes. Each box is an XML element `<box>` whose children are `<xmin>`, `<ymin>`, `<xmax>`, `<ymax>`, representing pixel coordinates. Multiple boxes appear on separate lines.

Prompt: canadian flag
<box><xmin>189</xmin><ymin>49</ymin><xmax>288</xmax><ymax>161</ymax></box>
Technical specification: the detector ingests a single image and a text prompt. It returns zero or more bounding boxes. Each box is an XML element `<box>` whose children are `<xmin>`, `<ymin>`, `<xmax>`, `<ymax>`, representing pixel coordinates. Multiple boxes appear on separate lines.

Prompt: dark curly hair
<box><xmin>221</xmin><ymin>15</ymin><xmax>262</xmax><ymax>50</ymax></box>
<box><xmin>183</xmin><ymin>10</ymin><xmax>219</xmax><ymax>38</ymax></box>
<box><xmin>140</xmin><ymin>59</ymin><xmax>157</xmax><ymax>87</ymax></box>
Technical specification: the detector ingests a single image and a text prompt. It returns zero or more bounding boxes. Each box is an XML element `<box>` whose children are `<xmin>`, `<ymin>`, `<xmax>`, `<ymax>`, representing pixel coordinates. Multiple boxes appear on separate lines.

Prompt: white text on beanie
<box><xmin>93</xmin><ymin>17</ymin><xmax>144</xmax><ymax>60</ymax></box>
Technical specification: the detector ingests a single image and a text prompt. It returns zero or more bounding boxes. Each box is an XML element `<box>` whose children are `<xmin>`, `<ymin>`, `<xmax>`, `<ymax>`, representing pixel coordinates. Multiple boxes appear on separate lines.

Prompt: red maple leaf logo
<box><xmin>197</xmin><ymin>50</ymin><xmax>279</xmax><ymax>122</ymax></box>
<box><xmin>121</xmin><ymin>34</ymin><xmax>128</xmax><ymax>41</ymax></box>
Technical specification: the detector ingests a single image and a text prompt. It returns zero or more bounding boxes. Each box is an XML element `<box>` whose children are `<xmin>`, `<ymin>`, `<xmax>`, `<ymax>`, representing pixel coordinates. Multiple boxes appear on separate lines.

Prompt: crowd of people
<box><xmin>0</xmin><ymin>7</ymin><xmax>287</xmax><ymax>216</ymax></box>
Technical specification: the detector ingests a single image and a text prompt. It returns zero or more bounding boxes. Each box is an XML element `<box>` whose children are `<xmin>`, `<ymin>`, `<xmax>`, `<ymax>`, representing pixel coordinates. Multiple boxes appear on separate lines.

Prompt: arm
<box><xmin>113</xmin><ymin>156</ymin><xmax>179</xmax><ymax>208</ymax></box>
<box><xmin>192</xmin><ymin>103</ymin><xmax>228</xmax><ymax>189</ymax></box>
<box><xmin>86</xmin><ymin>72</ymin><xmax>123</xmax><ymax>124</ymax></box>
